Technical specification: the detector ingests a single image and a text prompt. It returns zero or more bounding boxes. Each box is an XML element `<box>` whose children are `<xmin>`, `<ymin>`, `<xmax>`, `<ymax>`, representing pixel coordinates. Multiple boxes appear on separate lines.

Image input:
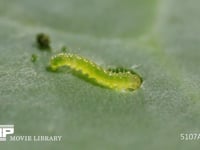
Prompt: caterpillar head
<box><xmin>127</xmin><ymin>74</ymin><xmax>142</xmax><ymax>91</ymax></box>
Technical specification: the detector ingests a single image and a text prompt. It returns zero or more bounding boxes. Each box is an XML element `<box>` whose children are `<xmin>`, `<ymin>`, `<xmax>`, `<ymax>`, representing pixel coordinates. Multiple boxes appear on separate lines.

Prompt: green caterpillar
<box><xmin>49</xmin><ymin>53</ymin><xmax>142</xmax><ymax>91</ymax></box>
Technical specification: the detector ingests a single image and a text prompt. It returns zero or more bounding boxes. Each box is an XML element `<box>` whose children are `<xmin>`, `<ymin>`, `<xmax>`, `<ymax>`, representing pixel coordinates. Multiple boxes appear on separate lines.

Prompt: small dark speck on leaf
<box><xmin>36</xmin><ymin>33</ymin><xmax>51</xmax><ymax>50</ymax></box>
<box><xmin>61</xmin><ymin>46</ymin><xmax>67</xmax><ymax>52</ymax></box>
<box><xmin>31</xmin><ymin>54</ymin><xmax>38</xmax><ymax>62</ymax></box>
